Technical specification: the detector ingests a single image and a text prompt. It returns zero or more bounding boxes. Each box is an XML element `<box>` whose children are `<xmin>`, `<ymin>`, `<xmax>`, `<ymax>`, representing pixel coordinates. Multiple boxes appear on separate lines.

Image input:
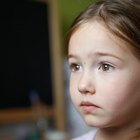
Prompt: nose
<box><xmin>78</xmin><ymin>72</ymin><xmax>96</xmax><ymax>94</ymax></box>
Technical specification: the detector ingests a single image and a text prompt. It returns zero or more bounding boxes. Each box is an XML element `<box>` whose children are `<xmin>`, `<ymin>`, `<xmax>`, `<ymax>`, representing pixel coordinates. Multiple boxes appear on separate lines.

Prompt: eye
<box><xmin>69</xmin><ymin>63</ymin><xmax>80</xmax><ymax>72</ymax></box>
<box><xmin>98</xmin><ymin>63</ymin><xmax>114</xmax><ymax>72</ymax></box>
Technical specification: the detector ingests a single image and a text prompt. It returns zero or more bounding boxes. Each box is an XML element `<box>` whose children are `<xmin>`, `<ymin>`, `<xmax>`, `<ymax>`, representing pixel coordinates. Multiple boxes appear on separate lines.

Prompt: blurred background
<box><xmin>1</xmin><ymin>0</ymin><xmax>95</xmax><ymax>139</ymax></box>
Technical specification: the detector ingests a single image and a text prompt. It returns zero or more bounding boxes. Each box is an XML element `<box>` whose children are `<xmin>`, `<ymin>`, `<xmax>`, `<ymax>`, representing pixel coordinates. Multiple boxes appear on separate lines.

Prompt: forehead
<box><xmin>69</xmin><ymin>21</ymin><xmax>125</xmax><ymax>51</ymax></box>
<box><xmin>69</xmin><ymin>20</ymin><xmax>140</xmax><ymax>60</ymax></box>
<box><xmin>69</xmin><ymin>21</ymin><xmax>113</xmax><ymax>47</ymax></box>
<box><xmin>68</xmin><ymin>20</ymin><xmax>131</xmax><ymax>50</ymax></box>
<box><xmin>70</xmin><ymin>21</ymin><xmax>120</xmax><ymax>43</ymax></box>
<box><xmin>68</xmin><ymin>21</ymin><xmax>139</xmax><ymax>62</ymax></box>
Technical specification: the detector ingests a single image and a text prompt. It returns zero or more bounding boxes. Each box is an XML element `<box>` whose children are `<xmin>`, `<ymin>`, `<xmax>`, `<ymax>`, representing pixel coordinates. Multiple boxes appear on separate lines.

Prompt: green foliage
<box><xmin>58</xmin><ymin>0</ymin><xmax>95</xmax><ymax>37</ymax></box>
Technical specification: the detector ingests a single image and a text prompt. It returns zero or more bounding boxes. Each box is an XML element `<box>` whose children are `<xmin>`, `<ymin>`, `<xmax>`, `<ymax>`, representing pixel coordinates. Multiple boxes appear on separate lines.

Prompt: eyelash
<box><xmin>98</xmin><ymin>63</ymin><xmax>114</xmax><ymax>72</ymax></box>
<box><xmin>69</xmin><ymin>63</ymin><xmax>80</xmax><ymax>72</ymax></box>
<box><xmin>69</xmin><ymin>62</ymin><xmax>115</xmax><ymax>72</ymax></box>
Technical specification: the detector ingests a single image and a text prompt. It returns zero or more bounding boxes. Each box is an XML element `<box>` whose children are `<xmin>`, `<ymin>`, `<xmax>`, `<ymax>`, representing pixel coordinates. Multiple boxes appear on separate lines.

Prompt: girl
<box><xmin>66</xmin><ymin>0</ymin><xmax>140</xmax><ymax>139</ymax></box>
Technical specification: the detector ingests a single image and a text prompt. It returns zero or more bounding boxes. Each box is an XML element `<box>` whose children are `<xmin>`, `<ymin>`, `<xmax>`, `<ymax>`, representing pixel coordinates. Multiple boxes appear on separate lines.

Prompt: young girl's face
<box><xmin>68</xmin><ymin>21</ymin><xmax>140</xmax><ymax>128</ymax></box>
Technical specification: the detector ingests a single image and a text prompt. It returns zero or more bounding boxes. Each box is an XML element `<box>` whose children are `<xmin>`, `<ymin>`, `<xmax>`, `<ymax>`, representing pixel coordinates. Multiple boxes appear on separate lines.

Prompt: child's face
<box><xmin>68</xmin><ymin>21</ymin><xmax>140</xmax><ymax>128</ymax></box>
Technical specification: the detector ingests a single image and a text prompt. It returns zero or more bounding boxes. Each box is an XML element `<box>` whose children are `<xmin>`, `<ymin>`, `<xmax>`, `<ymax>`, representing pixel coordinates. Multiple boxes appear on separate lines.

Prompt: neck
<box><xmin>95</xmin><ymin>120</ymin><xmax>140</xmax><ymax>140</ymax></box>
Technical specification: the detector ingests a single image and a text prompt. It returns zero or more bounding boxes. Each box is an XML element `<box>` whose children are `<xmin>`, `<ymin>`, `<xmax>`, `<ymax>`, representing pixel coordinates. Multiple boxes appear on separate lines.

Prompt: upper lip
<box><xmin>80</xmin><ymin>101</ymin><xmax>99</xmax><ymax>107</ymax></box>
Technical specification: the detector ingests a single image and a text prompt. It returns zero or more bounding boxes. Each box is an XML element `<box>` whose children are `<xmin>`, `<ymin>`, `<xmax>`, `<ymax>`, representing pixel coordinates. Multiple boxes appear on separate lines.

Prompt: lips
<box><xmin>80</xmin><ymin>101</ymin><xmax>99</xmax><ymax>113</ymax></box>
<box><xmin>80</xmin><ymin>101</ymin><xmax>98</xmax><ymax>107</ymax></box>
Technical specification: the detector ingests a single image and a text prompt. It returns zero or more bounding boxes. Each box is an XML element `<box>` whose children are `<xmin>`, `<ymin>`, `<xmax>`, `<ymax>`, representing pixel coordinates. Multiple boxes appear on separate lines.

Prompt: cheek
<box><xmin>70</xmin><ymin>75</ymin><xmax>77</xmax><ymax>93</ymax></box>
<box><xmin>69</xmin><ymin>75</ymin><xmax>79</xmax><ymax>103</ymax></box>
<box><xmin>100</xmin><ymin>78</ymin><xmax>140</xmax><ymax>114</ymax></box>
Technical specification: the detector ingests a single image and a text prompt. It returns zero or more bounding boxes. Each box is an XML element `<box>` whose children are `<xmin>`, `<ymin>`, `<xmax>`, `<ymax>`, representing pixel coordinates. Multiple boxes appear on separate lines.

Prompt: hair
<box><xmin>66</xmin><ymin>0</ymin><xmax>140</xmax><ymax>59</ymax></box>
<box><xmin>66</xmin><ymin>0</ymin><xmax>140</xmax><ymax>138</ymax></box>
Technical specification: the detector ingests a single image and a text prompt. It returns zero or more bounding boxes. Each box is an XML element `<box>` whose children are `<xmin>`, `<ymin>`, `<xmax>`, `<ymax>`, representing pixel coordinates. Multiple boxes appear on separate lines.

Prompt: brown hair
<box><xmin>66</xmin><ymin>0</ymin><xmax>140</xmax><ymax>58</ymax></box>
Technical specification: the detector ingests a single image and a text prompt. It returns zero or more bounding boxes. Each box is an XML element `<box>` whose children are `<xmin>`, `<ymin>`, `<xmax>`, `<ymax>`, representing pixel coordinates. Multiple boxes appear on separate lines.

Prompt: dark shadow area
<box><xmin>1</xmin><ymin>0</ymin><xmax>53</xmax><ymax>109</ymax></box>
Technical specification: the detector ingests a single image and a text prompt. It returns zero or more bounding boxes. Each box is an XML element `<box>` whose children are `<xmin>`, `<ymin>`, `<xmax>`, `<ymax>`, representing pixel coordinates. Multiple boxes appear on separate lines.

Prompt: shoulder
<box><xmin>71</xmin><ymin>129</ymin><xmax>98</xmax><ymax>140</ymax></box>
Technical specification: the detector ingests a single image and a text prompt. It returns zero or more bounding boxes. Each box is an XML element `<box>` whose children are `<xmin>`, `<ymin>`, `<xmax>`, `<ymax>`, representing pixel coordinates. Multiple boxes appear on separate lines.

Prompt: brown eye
<box><xmin>70</xmin><ymin>64</ymin><xmax>80</xmax><ymax>72</ymax></box>
<box><xmin>99</xmin><ymin>63</ymin><xmax>113</xmax><ymax>72</ymax></box>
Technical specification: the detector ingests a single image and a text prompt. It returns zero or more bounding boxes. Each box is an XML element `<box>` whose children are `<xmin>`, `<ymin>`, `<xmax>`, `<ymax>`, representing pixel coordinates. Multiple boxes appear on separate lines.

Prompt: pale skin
<box><xmin>68</xmin><ymin>21</ymin><xmax>140</xmax><ymax>140</ymax></box>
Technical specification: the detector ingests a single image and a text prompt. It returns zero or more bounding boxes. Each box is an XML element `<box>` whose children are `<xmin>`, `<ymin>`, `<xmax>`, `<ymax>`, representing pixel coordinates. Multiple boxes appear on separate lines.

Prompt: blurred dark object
<box><xmin>1</xmin><ymin>0</ymin><xmax>53</xmax><ymax>109</ymax></box>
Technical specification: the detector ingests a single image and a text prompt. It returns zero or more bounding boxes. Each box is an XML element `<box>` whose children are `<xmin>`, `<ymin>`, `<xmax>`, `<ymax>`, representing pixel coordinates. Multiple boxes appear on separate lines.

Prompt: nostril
<box><xmin>78</xmin><ymin>72</ymin><xmax>96</xmax><ymax>94</ymax></box>
<box><xmin>78</xmin><ymin>83</ymin><xmax>87</xmax><ymax>93</ymax></box>
<box><xmin>78</xmin><ymin>81</ymin><xmax>95</xmax><ymax>94</ymax></box>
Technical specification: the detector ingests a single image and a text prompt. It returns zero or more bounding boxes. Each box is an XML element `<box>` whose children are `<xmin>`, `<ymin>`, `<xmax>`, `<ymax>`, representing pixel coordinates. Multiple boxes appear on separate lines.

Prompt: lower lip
<box><xmin>81</xmin><ymin>105</ymin><xmax>98</xmax><ymax>113</ymax></box>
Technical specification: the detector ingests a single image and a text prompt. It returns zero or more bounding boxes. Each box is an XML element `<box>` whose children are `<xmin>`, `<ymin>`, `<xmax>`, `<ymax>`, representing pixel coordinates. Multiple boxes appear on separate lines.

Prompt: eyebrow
<box><xmin>68</xmin><ymin>54</ymin><xmax>78</xmax><ymax>59</ymax></box>
<box><xmin>94</xmin><ymin>52</ymin><xmax>123</xmax><ymax>61</ymax></box>
<box><xmin>68</xmin><ymin>52</ymin><xmax>123</xmax><ymax>61</ymax></box>
<box><xmin>67</xmin><ymin>54</ymin><xmax>82</xmax><ymax>62</ymax></box>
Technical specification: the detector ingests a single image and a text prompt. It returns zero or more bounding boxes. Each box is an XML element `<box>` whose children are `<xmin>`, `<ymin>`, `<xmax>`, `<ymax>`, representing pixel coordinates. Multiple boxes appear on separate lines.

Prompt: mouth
<box><xmin>80</xmin><ymin>101</ymin><xmax>99</xmax><ymax>113</ymax></box>
<box><xmin>80</xmin><ymin>101</ymin><xmax>99</xmax><ymax>107</ymax></box>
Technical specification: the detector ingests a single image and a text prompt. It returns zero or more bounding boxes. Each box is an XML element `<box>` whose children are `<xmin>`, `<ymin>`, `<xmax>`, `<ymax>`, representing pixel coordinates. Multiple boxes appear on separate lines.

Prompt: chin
<box><xmin>83</xmin><ymin>115</ymin><xmax>99</xmax><ymax>127</ymax></box>
<box><xmin>83</xmin><ymin>115</ymin><xmax>111</xmax><ymax>128</ymax></box>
